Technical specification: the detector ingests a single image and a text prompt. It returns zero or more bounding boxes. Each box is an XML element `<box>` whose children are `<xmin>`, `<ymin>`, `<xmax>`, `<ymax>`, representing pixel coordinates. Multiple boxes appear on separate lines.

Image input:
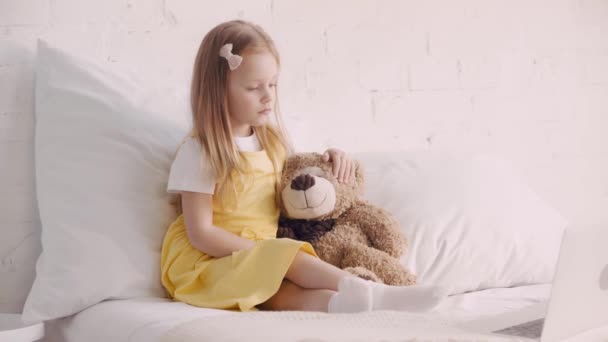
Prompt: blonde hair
<box><xmin>170</xmin><ymin>20</ymin><xmax>293</xmax><ymax>215</ymax></box>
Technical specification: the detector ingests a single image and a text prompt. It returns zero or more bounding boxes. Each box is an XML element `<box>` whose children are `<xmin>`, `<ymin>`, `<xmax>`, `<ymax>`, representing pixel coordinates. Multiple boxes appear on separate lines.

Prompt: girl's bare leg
<box><xmin>258</xmin><ymin>279</ymin><xmax>335</xmax><ymax>312</ymax></box>
<box><xmin>284</xmin><ymin>250</ymin><xmax>354</xmax><ymax>290</ymax></box>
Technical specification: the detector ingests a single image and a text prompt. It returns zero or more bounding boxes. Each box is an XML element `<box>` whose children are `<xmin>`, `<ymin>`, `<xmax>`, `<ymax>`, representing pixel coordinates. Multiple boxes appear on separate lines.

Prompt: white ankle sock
<box><xmin>327</xmin><ymin>276</ymin><xmax>373</xmax><ymax>313</ymax></box>
<box><xmin>327</xmin><ymin>276</ymin><xmax>448</xmax><ymax>313</ymax></box>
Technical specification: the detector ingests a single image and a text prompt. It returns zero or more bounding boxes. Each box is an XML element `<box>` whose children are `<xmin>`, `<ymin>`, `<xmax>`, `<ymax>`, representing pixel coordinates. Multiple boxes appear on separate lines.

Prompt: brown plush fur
<box><xmin>276</xmin><ymin>153</ymin><xmax>417</xmax><ymax>286</ymax></box>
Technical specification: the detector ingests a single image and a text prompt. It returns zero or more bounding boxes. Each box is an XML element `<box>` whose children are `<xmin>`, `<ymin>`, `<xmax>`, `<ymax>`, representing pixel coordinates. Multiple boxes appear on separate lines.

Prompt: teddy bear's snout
<box><xmin>291</xmin><ymin>174</ymin><xmax>315</xmax><ymax>191</ymax></box>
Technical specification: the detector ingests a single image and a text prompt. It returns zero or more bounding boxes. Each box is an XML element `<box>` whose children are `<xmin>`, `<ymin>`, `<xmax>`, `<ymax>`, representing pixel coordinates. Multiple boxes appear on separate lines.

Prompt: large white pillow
<box><xmin>22</xmin><ymin>39</ymin><xmax>190</xmax><ymax>323</ymax></box>
<box><xmin>354</xmin><ymin>150</ymin><xmax>568</xmax><ymax>295</ymax></box>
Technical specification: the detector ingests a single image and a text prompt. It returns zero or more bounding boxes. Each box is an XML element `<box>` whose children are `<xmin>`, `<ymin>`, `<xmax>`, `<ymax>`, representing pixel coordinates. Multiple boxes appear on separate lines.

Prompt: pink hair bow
<box><xmin>219</xmin><ymin>43</ymin><xmax>243</xmax><ymax>71</ymax></box>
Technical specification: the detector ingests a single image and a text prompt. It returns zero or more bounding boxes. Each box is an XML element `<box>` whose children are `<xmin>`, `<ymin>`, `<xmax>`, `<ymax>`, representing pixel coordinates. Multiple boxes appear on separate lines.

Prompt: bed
<box><xmin>19</xmin><ymin>40</ymin><xmax>569</xmax><ymax>342</ymax></box>
<box><xmin>42</xmin><ymin>284</ymin><xmax>551</xmax><ymax>341</ymax></box>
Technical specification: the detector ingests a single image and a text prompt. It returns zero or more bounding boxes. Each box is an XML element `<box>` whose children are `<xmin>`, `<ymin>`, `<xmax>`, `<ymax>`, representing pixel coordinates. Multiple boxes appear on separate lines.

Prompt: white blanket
<box><xmin>159</xmin><ymin>310</ymin><xmax>530</xmax><ymax>342</ymax></box>
<box><xmin>44</xmin><ymin>284</ymin><xmax>551</xmax><ymax>342</ymax></box>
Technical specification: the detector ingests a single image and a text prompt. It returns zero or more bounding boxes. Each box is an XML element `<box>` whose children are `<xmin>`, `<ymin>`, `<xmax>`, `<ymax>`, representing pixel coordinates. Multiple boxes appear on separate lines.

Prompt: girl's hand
<box><xmin>322</xmin><ymin>148</ymin><xmax>355</xmax><ymax>184</ymax></box>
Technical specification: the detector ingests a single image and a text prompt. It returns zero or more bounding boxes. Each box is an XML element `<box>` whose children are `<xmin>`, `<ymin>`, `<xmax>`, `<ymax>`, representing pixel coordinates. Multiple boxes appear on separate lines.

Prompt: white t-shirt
<box><xmin>166</xmin><ymin>131</ymin><xmax>263</xmax><ymax>194</ymax></box>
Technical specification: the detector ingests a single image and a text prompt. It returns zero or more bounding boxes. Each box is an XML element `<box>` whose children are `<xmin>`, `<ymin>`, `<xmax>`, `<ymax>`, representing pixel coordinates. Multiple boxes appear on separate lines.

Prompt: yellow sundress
<box><xmin>160</xmin><ymin>149</ymin><xmax>318</xmax><ymax>311</ymax></box>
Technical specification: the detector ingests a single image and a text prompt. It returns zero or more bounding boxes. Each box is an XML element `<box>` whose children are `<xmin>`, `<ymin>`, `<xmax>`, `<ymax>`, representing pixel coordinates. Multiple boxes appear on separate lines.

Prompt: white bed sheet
<box><xmin>42</xmin><ymin>284</ymin><xmax>552</xmax><ymax>342</ymax></box>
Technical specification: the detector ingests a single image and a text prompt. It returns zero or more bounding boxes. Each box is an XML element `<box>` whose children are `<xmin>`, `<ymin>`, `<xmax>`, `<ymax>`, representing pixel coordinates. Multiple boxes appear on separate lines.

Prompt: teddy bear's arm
<box><xmin>343</xmin><ymin>200</ymin><xmax>407</xmax><ymax>259</ymax></box>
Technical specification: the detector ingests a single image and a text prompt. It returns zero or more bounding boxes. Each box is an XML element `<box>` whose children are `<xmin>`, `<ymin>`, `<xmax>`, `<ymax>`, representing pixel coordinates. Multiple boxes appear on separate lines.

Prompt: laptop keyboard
<box><xmin>493</xmin><ymin>318</ymin><xmax>545</xmax><ymax>339</ymax></box>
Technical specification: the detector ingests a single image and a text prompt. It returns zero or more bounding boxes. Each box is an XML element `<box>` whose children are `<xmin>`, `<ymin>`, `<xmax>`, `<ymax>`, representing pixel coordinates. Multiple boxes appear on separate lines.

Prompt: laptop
<box><xmin>460</xmin><ymin>224</ymin><xmax>608</xmax><ymax>341</ymax></box>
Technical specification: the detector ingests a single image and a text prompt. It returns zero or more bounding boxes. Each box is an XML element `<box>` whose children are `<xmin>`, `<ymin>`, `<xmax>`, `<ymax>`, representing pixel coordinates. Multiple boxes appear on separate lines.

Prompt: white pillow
<box><xmin>22</xmin><ymin>39</ymin><xmax>190</xmax><ymax>323</ymax></box>
<box><xmin>354</xmin><ymin>150</ymin><xmax>568</xmax><ymax>295</ymax></box>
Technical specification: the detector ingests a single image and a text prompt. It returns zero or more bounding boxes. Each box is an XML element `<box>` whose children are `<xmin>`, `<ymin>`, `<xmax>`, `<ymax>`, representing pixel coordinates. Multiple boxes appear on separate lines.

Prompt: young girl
<box><xmin>160</xmin><ymin>19</ymin><xmax>447</xmax><ymax>313</ymax></box>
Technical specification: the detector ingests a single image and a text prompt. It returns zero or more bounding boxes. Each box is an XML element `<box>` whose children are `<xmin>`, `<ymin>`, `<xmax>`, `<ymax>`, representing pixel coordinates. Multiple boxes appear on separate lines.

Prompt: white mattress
<box><xmin>41</xmin><ymin>284</ymin><xmax>552</xmax><ymax>342</ymax></box>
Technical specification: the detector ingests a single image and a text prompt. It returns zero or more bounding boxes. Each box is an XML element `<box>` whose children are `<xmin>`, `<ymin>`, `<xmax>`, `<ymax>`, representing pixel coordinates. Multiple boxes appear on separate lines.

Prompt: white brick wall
<box><xmin>1</xmin><ymin>0</ymin><xmax>607</xmax><ymax>314</ymax></box>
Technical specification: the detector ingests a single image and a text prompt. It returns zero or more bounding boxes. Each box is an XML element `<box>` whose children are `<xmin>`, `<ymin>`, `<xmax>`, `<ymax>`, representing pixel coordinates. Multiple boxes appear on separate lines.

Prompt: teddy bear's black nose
<box><xmin>291</xmin><ymin>174</ymin><xmax>315</xmax><ymax>191</ymax></box>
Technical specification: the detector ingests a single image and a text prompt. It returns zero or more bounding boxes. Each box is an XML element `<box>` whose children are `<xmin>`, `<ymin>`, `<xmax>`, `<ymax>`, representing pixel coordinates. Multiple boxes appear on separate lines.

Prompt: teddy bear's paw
<box><xmin>383</xmin><ymin>270</ymin><xmax>418</xmax><ymax>286</ymax></box>
<box><xmin>344</xmin><ymin>267</ymin><xmax>383</xmax><ymax>284</ymax></box>
<box><xmin>404</xmin><ymin>272</ymin><xmax>418</xmax><ymax>286</ymax></box>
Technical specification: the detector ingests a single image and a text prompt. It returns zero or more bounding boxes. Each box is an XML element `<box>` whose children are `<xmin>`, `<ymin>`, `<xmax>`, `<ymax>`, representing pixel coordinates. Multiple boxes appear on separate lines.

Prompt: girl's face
<box><xmin>226</xmin><ymin>51</ymin><xmax>279</xmax><ymax>137</ymax></box>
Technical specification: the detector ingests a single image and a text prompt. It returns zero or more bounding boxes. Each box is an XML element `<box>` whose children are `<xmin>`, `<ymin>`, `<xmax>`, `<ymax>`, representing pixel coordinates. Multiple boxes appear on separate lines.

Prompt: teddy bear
<box><xmin>276</xmin><ymin>152</ymin><xmax>417</xmax><ymax>286</ymax></box>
